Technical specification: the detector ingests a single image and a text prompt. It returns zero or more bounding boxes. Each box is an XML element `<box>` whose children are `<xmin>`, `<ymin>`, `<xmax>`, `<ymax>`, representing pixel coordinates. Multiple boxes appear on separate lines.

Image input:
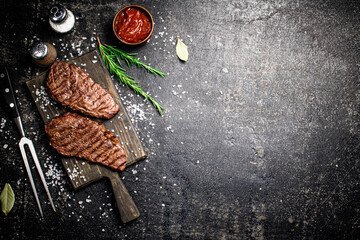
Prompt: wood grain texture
<box><xmin>26</xmin><ymin>50</ymin><xmax>145</xmax><ymax>222</ymax></box>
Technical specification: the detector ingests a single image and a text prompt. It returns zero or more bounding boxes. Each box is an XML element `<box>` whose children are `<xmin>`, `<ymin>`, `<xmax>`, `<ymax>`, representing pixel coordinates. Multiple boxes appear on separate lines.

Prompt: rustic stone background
<box><xmin>1</xmin><ymin>0</ymin><xmax>359</xmax><ymax>239</ymax></box>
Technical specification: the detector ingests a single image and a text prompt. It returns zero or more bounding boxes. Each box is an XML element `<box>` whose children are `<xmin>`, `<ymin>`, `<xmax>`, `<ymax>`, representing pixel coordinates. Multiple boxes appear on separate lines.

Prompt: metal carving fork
<box><xmin>0</xmin><ymin>67</ymin><xmax>56</xmax><ymax>217</ymax></box>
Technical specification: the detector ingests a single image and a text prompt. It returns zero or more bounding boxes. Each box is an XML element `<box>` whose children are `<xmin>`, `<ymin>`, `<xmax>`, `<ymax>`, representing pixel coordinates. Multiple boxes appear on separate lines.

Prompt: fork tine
<box><xmin>26</xmin><ymin>139</ymin><xmax>56</xmax><ymax>212</ymax></box>
<box><xmin>19</xmin><ymin>141</ymin><xmax>44</xmax><ymax>218</ymax></box>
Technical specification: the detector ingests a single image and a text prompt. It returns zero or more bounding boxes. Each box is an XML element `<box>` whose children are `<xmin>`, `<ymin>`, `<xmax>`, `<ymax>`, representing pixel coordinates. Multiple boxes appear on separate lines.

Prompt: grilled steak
<box><xmin>45</xmin><ymin>112</ymin><xmax>126</xmax><ymax>171</ymax></box>
<box><xmin>47</xmin><ymin>62</ymin><xmax>119</xmax><ymax>119</ymax></box>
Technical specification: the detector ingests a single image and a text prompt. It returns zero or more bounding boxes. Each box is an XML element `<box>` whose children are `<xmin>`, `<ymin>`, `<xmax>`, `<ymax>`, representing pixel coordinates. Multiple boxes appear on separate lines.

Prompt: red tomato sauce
<box><xmin>115</xmin><ymin>7</ymin><xmax>151</xmax><ymax>43</ymax></box>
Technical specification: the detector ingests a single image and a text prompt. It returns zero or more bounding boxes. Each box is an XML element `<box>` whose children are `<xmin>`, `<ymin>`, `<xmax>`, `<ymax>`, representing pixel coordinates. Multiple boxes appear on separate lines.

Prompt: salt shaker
<box><xmin>49</xmin><ymin>4</ymin><xmax>75</xmax><ymax>33</ymax></box>
<box><xmin>30</xmin><ymin>41</ymin><xmax>57</xmax><ymax>67</ymax></box>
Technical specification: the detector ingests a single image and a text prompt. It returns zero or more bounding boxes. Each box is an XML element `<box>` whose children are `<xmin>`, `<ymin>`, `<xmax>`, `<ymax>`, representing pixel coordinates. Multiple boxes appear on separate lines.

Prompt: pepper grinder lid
<box><xmin>30</xmin><ymin>41</ymin><xmax>48</xmax><ymax>59</ymax></box>
<box><xmin>49</xmin><ymin>5</ymin><xmax>67</xmax><ymax>22</ymax></box>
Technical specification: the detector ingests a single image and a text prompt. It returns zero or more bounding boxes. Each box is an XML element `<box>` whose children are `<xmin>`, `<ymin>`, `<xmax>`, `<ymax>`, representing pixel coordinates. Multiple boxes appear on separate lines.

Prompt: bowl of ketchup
<box><xmin>113</xmin><ymin>5</ymin><xmax>154</xmax><ymax>45</ymax></box>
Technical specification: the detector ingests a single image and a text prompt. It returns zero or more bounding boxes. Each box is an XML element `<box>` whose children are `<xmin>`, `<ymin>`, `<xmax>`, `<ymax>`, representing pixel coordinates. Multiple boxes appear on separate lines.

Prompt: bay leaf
<box><xmin>0</xmin><ymin>183</ymin><xmax>15</xmax><ymax>216</ymax></box>
<box><xmin>176</xmin><ymin>37</ymin><xmax>188</xmax><ymax>61</ymax></box>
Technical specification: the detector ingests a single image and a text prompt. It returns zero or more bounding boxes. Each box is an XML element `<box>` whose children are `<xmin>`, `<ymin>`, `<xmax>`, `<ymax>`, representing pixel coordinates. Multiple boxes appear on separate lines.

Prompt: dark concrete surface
<box><xmin>1</xmin><ymin>0</ymin><xmax>360</xmax><ymax>239</ymax></box>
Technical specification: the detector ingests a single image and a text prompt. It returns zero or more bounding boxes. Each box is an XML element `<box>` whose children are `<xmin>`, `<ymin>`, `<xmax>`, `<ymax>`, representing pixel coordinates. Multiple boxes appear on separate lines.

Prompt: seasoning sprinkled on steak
<box><xmin>47</xmin><ymin>62</ymin><xmax>119</xmax><ymax>119</ymax></box>
<box><xmin>45</xmin><ymin>112</ymin><xmax>126</xmax><ymax>171</ymax></box>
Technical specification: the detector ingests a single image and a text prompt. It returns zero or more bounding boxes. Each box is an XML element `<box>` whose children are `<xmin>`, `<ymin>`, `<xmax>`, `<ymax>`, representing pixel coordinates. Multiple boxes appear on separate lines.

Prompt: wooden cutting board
<box><xmin>26</xmin><ymin>50</ymin><xmax>147</xmax><ymax>223</ymax></box>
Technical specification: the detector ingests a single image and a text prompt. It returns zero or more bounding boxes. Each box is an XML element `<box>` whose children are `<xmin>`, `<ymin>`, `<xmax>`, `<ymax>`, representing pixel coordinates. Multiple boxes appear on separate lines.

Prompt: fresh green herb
<box><xmin>176</xmin><ymin>37</ymin><xmax>188</xmax><ymax>61</ymax></box>
<box><xmin>104</xmin><ymin>45</ymin><xmax>166</xmax><ymax>77</ymax></box>
<box><xmin>0</xmin><ymin>183</ymin><xmax>15</xmax><ymax>216</ymax></box>
<box><xmin>97</xmin><ymin>37</ymin><xmax>165</xmax><ymax>115</ymax></box>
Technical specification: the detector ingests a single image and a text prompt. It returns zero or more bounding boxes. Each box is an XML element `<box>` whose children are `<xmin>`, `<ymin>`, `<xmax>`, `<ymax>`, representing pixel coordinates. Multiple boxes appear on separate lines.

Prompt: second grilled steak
<box><xmin>45</xmin><ymin>112</ymin><xmax>127</xmax><ymax>171</ymax></box>
<box><xmin>47</xmin><ymin>62</ymin><xmax>119</xmax><ymax>119</ymax></box>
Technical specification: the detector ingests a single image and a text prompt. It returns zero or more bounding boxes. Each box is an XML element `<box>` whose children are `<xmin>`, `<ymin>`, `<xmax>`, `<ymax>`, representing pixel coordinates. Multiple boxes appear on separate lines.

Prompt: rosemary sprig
<box><xmin>105</xmin><ymin>45</ymin><xmax>166</xmax><ymax>77</ymax></box>
<box><xmin>97</xmin><ymin>37</ymin><xmax>164</xmax><ymax>115</ymax></box>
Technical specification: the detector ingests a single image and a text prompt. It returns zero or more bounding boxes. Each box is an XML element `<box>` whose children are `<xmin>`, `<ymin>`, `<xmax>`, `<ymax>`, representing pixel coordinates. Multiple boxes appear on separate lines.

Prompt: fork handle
<box><xmin>0</xmin><ymin>67</ymin><xmax>20</xmax><ymax>119</ymax></box>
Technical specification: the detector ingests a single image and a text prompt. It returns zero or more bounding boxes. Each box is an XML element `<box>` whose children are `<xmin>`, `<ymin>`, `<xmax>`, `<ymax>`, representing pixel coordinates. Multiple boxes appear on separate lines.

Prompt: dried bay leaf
<box><xmin>176</xmin><ymin>37</ymin><xmax>188</xmax><ymax>61</ymax></box>
<box><xmin>0</xmin><ymin>183</ymin><xmax>15</xmax><ymax>216</ymax></box>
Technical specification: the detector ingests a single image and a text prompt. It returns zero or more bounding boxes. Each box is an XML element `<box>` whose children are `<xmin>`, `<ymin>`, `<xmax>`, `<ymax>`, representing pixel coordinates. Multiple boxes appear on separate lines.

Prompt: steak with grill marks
<box><xmin>47</xmin><ymin>62</ymin><xmax>119</xmax><ymax>119</ymax></box>
<box><xmin>45</xmin><ymin>112</ymin><xmax>126</xmax><ymax>171</ymax></box>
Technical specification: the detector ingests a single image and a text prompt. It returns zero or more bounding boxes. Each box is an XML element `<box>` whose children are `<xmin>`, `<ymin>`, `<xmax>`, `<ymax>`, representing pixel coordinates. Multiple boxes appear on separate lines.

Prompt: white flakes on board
<box><xmin>67</xmin><ymin>166</ymin><xmax>86</xmax><ymax>182</ymax></box>
<box><xmin>34</xmin><ymin>85</ymin><xmax>52</xmax><ymax>108</ymax></box>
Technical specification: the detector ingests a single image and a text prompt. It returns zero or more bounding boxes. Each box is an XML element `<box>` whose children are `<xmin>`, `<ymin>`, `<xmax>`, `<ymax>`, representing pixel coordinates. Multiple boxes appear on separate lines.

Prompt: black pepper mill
<box><xmin>30</xmin><ymin>41</ymin><xmax>57</xmax><ymax>67</ymax></box>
